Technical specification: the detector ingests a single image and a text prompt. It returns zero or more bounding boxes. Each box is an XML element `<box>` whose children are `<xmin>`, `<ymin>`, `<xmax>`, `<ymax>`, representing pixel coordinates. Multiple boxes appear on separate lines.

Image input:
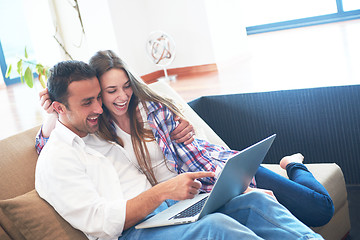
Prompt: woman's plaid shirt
<box><xmin>146</xmin><ymin>101</ymin><xmax>255</xmax><ymax>192</ymax></box>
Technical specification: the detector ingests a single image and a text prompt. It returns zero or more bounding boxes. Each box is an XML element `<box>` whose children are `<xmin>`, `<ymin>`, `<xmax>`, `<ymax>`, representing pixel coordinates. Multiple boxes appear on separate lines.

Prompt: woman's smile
<box><xmin>114</xmin><ymin>100</ymin><xmax>128</xmax><ymax>111</ymax></box>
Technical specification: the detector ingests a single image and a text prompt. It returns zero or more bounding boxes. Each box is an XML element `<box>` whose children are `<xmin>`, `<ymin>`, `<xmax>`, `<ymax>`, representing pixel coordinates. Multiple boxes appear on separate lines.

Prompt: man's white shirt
<box><xmin>35</xmin><ymin>121</ymin><xmax>159</xmax><ymax>240</ymax></box>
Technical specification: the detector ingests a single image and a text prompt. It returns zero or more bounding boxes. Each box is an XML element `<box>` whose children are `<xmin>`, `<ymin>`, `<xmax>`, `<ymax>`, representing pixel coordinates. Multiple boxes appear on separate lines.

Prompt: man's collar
<box><xmin>54</xmin><ymin>120</ymin><xmax>87</xmax><ymax>148</ymax></box>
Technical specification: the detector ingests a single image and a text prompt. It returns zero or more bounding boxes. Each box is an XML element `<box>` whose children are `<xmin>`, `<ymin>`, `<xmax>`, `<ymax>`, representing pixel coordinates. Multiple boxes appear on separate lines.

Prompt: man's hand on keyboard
<box><xmin>159</xmin><ymin>172</ymin><xmax>215</xmax><ymax>201</ymax></box>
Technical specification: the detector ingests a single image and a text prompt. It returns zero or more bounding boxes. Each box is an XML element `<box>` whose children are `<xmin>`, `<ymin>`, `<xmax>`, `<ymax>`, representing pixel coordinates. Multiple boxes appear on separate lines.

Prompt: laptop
<box><xmin>135</xmin><ymin>134</ymin><xmax>276</xmax><ymax>229</ymax></box>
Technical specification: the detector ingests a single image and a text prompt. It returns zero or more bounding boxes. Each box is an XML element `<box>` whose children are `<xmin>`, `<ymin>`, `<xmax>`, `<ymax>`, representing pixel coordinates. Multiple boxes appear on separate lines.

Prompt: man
<box><xmin>35</xmin><ymin>60</ymin><xmax>324</xmax><ymax>240</ymax></box>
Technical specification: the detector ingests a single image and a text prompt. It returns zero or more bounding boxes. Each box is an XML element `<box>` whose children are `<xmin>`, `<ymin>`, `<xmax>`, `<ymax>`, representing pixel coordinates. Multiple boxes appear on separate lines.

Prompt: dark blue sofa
<box><xmin>188</xmin><ymin>84</ymin><xmax>360</xmax><ymax>185</ymax></box>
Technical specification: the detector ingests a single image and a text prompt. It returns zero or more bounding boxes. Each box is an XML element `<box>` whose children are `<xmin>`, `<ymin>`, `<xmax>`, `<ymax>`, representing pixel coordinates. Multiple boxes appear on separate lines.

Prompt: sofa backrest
<box><xmin>0</xmin><ymin>126</ymin><xmax>40</xmax><ymax>200</ymax></box>
<box><xmin>188</xmin><ymin>84</ymin><xmax>360</xmax><ymax>185</ymax></box>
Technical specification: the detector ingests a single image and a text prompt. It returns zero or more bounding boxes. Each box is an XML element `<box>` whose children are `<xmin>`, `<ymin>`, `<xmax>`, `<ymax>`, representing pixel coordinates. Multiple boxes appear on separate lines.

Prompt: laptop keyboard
<box><xmin>170</xmin><ymin>196</ymin><xmax>209</xmax><ymax>220</ymax></box>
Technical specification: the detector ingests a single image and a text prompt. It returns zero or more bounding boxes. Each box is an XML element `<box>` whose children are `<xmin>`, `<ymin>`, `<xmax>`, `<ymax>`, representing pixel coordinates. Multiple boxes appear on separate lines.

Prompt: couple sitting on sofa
<box><xmin>34</xmin><ymin>50</ymin><xmax>333</xmax><ymax>239</ymax></box>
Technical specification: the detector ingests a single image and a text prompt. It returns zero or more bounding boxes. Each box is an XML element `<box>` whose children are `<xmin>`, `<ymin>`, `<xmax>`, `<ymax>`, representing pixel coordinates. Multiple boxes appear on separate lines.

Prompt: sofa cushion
<box><xmin>0</xmin><ymin>189</ymin><xmax>87</xmax><ymax>240</ymax></box>
<box><xmin>0</xmin><ymin>226</ymin><xmax>17</xmax><ymax>240</ymax></box>
<box><xmin>0</xmin><ymin>208</ymin><xmax>26</xmax><ymax>240</ymax></box>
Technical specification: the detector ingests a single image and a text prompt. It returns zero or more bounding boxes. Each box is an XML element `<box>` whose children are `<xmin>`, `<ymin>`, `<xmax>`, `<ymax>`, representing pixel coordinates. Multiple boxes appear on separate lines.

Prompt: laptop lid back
<box><xmin>198</xmin><ymin>134</ymin><xmax>276</xmax><ymax>219</ymax></box>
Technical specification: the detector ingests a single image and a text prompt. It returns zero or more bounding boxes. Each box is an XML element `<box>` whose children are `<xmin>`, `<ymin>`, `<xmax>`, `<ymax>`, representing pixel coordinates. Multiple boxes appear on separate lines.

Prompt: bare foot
<box><xmin>280</xmin><ymin>153</ymin><xmax>304</xmax><ymax>169</ymax></box>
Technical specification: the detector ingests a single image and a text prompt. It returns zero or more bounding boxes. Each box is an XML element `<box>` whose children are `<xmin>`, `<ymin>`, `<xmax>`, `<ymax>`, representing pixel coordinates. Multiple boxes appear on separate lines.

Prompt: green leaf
<box><xmin>17</xmin><ymin>59</ymin><xmax>23</xmax><ymax>75</ymax></box>
<box><xmin>16</xmin><ymin>60</ymin><xmax>24</xmax><ymax>83</ymax></box>
<box><xmin>35</xmin><ymin>63</ymin><xmax>43</xmax><ymax>75</ymax></box>
<box><xmin>5</xmin><ymin>64</ymin><xmax>12</xmax><ymax>78</ymax></box>
<box><xmin>25</xmin><ymin>47</ymin><xmax>28</xmax><ymax>59</ymax></box>
<box><xmin>24</xmin><ymin>67</ymin><xmax>34</xmax><ymax>88</ymax></box>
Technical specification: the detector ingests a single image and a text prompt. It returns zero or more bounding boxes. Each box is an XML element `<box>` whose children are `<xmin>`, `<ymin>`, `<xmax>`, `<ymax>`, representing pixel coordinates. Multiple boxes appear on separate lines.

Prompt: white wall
<box><xmin>50</xmin><ymin>0</ymin><xmax>89</xmax><ymax>61</ymax></box>
<box><xmin>77</xmin><ymin>0</ymin><xmax>119</xmax><ymax>59</ymax></box>
<box><xmin>23</xmin><ymin>0</ymin><xmax>63</xmax><ymax>67</ymax></box>
<box><xmin>101</xmin><ymin>0</ymin><xmax>217</xmax><ymax>75</ymax></box>
<box><xmin>44</xmin><ymin>0</ymin><xmax>248</xmax><ymax>75</ymax></box>
<box><xmin>205</xmin><ymin>0</ymin><xmax>251</xmax><ymax>68</ymax></box>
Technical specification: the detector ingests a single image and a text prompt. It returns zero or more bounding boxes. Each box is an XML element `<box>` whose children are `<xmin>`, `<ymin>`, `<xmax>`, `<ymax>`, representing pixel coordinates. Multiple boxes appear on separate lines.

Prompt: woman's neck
<box><xmin>113</xmin><ymin>113</ymin><xmax>131</xmax><ymax>134</ymax></box>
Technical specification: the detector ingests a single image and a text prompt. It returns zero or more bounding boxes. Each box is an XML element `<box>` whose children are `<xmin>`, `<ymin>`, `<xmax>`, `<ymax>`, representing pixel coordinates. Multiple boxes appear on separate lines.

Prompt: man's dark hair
<box><xmin>47</xmin><ymin>60</ymin><xmax>97</xmax><ymax>107</ymax></box>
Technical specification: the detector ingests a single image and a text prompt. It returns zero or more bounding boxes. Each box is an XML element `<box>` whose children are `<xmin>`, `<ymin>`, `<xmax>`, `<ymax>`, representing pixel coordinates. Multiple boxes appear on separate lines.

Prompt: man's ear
<box><xmin>52</xmin><ymin>101</ymin><xmax>66</xmax><ymax>114</ymax></box>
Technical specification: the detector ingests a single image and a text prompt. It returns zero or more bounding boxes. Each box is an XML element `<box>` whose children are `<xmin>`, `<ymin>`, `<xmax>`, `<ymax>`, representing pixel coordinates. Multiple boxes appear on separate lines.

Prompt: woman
<box><xmin>37</xmin><ymin>50</ymin><xmax>334</xmax><ymax>227</ymax></box>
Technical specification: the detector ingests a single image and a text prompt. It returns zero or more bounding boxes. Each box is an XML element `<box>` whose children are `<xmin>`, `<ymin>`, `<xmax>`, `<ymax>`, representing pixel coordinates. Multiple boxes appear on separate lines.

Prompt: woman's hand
<box><xmin>39</xmin><ymin>88</ymin><xmax>58</xmax><ymax>138</ymax></box>
<box><xmin>171</xmin><ymin>116</ymin><xmax>195</xmax><ymax>145</ymax></box>
<box><xmin>39</xmin><ymin>88</ymin><xmax>55</xmax><ymax>114</ymax></box>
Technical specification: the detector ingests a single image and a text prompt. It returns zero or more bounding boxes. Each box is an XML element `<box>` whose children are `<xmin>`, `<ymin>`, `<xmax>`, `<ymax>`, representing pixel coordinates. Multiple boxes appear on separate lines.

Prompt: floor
<box><xmin>0</xmin><ymin>19</ymin><xmax>359</xmax><ymax>239</ymax></box>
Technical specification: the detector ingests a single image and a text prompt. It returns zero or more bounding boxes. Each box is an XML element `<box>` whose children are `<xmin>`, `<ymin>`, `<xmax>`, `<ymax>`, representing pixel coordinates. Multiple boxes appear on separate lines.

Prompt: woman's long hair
<box><xmin>89</xmin><ymin>50</ymin><xmax>183</xmax><ymax>186</ymax></box>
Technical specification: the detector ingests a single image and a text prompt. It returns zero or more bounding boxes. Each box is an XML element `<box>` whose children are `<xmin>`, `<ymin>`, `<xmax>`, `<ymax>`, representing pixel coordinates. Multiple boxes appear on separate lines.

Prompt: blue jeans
<box><xmin>119</xmin><ymin>191</ymin><xmax>323</xmax><ymax>240</ymax></box>
<box><xmin>255</xmin><ymin>163</ymin><xmax>334</xmax><ymax>227</ymax></box>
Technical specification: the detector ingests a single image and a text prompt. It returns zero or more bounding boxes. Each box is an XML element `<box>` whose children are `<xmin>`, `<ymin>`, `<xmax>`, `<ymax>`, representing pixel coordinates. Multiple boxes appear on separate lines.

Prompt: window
<box><xmin>0</xmin><ymin>0</ymin><xmax>36</xmax><ymax>85</ymax></box>
<box><xmin>245</xmin><ymin>0</ymin><xmax>360</xmax><ymax>35</ymax></box>
<box><xmin>343</xmin><ymin>0</ymin><xmax>360</xmax><ymax>11</ymax></box>
<box><xmin>0</xmin><ymin>0</ymin><xmax>60</xmax><ymax>86</ymax></box>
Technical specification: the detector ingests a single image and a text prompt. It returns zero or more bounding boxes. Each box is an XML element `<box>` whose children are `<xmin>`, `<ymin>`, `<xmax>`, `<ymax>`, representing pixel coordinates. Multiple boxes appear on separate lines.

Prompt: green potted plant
<box><xmin>5</xmin><ymin>47</ymin><xmax>49</xmax><ymax>89</ymax></box>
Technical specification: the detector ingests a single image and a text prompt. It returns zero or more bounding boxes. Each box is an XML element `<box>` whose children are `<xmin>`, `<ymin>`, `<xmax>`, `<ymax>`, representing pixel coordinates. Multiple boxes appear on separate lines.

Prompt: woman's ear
<box><xmin>52</xmin><ymin>101</ymin><xmax>66</xmax><ymax>114</ymax></box>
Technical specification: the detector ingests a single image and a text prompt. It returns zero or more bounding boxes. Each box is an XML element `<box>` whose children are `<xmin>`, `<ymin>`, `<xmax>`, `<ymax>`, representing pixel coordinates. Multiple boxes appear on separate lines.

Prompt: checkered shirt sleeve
<box><xmin>35</xmin><ymin>126</ymin><xmax>49</xmax><ymax>155</ymax></box>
